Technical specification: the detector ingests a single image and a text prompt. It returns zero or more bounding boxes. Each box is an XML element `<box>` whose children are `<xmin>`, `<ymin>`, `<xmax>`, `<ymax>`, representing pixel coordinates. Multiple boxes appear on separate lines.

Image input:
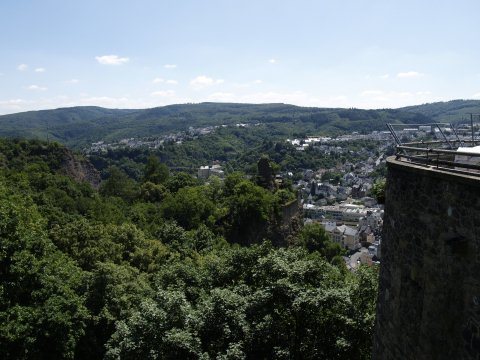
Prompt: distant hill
<box><xmin>0</xmin><ymin>106</ymin><xmax>137</xmax><ymax>148</ymax></box>
<box><xmin>401</xmin><ymin>99</ymin><xmax>480</xmax><ymax>123</ymax></box>
<box><xmin>0</xmin><ymin>101</ymin><xmax>447</xmax><ymax>148</ymax></box>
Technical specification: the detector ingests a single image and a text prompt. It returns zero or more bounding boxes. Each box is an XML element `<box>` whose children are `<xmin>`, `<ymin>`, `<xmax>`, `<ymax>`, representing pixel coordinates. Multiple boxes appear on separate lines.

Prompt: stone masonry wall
<box><xmin>373</xmin><ymin>157</ymin><xmax>480</xmax><ymax>360</ymax></box>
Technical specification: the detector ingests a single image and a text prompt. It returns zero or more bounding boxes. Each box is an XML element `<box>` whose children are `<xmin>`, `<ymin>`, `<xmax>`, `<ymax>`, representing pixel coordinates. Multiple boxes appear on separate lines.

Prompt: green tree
<box><xmin>161</xmin><ymin>186</ymin><xmax>216</xmax><ymax>230</ymax></box>
<box><xmin>100</xmin><ymin>166</ymin><xmax>138</xmax><ymax>202</ymax></box>
<box><xmin>225</xmin><ymin>180</ymin><xmax>274</xmax><ymax>245</ymax></box>
<box><xmin>105</xmin><ymin>291</ymin><xmax>200</xmax><ymax>360</ymax></box>
<box><xmin>143</xmin><ymin>155</ymin><xmax>169</xmax><ymax>184</ymax></box>
<box><xmin>140</xmin><ymin>181</ymin><xmax>168</xmax><ymax>203</ymax></box>
<box><xmin>165</xmin><ymin>172</ymin><xmax>199</xmax><ymax>193</ymax></box>
<box><xmin>49</xmin><ymin>219</ymin><xmax>123</xmax><ymax>270</ymax></box>
<box><xmin>294</xmin><ymin>222</ymin><xmax>345</xmax><ymax>261</ymax></box>
<box><xmin>0</xmin><ymin>184</ymin><xmax>88</xmax><ymax>360</ymax></box>
<box><xmin>77</xmin><ymin>262</ymin><xmax>153</xmax><ymax>359</ymax></box>
<box><xmin>371</xmin><ymin>179</ymin><xmax>386</xmax><ymax>204</ymax></box>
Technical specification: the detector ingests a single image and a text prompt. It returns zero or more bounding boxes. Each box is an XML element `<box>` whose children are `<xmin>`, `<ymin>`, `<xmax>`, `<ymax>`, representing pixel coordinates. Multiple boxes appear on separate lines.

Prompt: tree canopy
<box><xmin>0</xmin><ymin>138</ymin><xmax>378</xmax><ymax>359</ymax></box>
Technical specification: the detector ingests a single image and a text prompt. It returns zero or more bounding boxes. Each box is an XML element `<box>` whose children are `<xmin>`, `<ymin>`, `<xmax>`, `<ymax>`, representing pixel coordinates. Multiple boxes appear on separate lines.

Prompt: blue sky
<box><xmin>1</xmin><ymin>0</ymin><xmax>480</xmax><ymax>114</ymax></box>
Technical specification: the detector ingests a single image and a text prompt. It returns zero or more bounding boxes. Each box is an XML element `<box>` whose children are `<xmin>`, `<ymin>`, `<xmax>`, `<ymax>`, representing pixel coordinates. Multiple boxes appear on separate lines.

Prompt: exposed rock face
<box><xmin>373</xmin><ymin>157</ymin><xmax>480</xmax><ymax>360</ymax></box>
<box><xmin>58</xmin><ymin>149</ymin><xmax>101</xmax><ymax>189</ymax></box>
<box><xmin>271</xmin><ymin>198</ymin><xmax>303</xmax><ymax>246</ymax></box>
<box><xmin>227</xmin><ymin>197</ymin><xmax>303</xmax><ymax>247</ymax></box>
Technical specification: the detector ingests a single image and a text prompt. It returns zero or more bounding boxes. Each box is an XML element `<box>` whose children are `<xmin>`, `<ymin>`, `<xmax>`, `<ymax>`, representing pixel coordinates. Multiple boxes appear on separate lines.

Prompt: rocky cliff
<box><xmin>58</xmin><ymin>149</ymin><xmax>101</xmax><ymax>189</ymax></box>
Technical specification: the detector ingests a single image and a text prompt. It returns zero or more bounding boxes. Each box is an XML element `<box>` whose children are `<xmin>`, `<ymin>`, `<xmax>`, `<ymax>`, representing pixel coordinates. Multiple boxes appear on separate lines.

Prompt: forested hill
<box><xmin>0</xmin><ymin>102</ymin><xmax>432</xmax><ymax>148</ymax></box>
<box><xmin>401</xmin><ymin>99</ymin><xmax>480</xmax><ymax>123</ymax></box>
<box><xmin>2</xmin><ymin>100</ymin><xmax>478</xmax><ymax>148</ymax></box>
<box><xmin>0</xmin><ymin>106</ymin><xmax>137</xmax><ymax>148</ymax></box>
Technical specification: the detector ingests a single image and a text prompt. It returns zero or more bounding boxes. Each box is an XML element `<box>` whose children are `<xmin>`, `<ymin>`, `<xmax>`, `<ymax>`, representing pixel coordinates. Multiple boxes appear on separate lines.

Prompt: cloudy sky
<box><xmin>1</xmin><ymin>0</ymin><xmax>480</xmax><ymax>114</ymax></box>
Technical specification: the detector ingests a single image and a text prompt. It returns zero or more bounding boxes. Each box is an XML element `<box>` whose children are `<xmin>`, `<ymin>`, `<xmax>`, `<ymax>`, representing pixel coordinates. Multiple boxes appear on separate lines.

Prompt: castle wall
<box><xmin>373</xmin><ymin>157</ymin><xmax>480</xmax><ymax>360</ymax></box>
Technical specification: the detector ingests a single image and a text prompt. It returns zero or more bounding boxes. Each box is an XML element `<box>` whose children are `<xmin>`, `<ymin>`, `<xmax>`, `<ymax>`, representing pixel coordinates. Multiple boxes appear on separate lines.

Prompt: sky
<box><xmin>1</xmin><ymin>0</ymin><xmax>480</xmax><ymax>115</ymax></box>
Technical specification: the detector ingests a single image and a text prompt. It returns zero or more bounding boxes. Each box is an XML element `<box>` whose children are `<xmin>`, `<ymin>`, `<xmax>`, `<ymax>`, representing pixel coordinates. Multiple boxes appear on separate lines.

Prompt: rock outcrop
<box><xmin>58</xmin><ymin>149</ymin><xmax>101</xmax><ymax>189</ymax></box>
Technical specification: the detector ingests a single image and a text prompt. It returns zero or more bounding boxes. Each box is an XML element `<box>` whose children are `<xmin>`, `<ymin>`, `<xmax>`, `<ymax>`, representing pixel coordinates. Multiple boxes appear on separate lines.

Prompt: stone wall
<box><xmin>373</xmin><ymin>157</ymin><xmax>480</xmax><ymax>359</ymax></box>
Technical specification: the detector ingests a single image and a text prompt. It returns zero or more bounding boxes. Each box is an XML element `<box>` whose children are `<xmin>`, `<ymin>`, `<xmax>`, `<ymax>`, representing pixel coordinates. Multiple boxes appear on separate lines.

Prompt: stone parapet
<box><xmin>373</xmin><ymin>156</ymin><xmax>480</xmax><ymax>359</ymax></box>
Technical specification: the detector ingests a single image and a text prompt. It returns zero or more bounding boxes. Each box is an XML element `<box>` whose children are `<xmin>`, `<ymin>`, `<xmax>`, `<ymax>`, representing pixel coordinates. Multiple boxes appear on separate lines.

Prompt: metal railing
<box><xmin>387</xmin><ymin>121</ymin><xmax>480</xmax><ymax>176</ymax></box>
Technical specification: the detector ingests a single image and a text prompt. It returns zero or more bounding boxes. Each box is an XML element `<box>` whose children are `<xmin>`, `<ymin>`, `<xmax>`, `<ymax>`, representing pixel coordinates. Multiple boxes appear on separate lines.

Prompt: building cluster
<box><xmin>86</xmin><ymin>122</ymin><xmax>264</xmax><ymax>154</ymax></box>
<box><xmin>86</xmin><ymin>124</ymin><xmax>230</xmax><ymax>153</ymax></box>
<box><xmin>87</xmin><ymin>133</ymin><xmax>183</xmax><ymax>153</ymax></box>
<box><xmin>305</xmin><ymin>204</ymin><xmax>382</xmax><ymax>252</ymax></box>
<box><xmin>197</xmin><ymin>164</ymin><xmax>225</xmax><ymax>179</ymax></box>
<box><xmin>286</xmin><ymin>131</ymin><xmax>391</xmax><ymax>151</ymax></box>
<box><xmin>297</xmin><ymin>156</ymin><xmax>385</xmax><ymax>206</ymax></box>
<box><xmin>293</xmin><ymin>135</ymin><xmax>390</xmax><ymax>268</ymax></box>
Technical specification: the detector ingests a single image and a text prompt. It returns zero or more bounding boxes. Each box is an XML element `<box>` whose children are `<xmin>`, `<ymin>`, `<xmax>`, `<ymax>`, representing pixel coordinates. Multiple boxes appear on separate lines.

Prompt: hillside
<box><xmin>0</xmin><ymin>106</ymin><xmax>137</xmax><ymax>147</ymax></box>
<box><xmin>401</xmin><ymin>99</ymin><xmax>480</xmax><ymax>123</ymax></box>
<box><xmin>0</xmin><ymin>102</ymin><xmax>431</xmax><ymax>148</ymax></box>
<box><xmin>7</xmin><ymin>99</ymin><xmax>480</xmax><ymax>150</ymax></box>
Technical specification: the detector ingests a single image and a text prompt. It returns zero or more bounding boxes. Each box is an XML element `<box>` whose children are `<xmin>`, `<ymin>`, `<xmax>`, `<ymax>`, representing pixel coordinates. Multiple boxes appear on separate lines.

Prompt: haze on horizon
<box><xmin>1</xmin><ymin>0</ymin><xmax>479</xmax><ymax>115</ymax></box>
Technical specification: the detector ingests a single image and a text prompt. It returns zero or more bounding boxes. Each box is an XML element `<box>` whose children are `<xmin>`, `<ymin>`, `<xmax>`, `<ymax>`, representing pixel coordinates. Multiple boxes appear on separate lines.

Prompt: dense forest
<box><xmin>0</xmin><ymin>102</ymin><xmax>439</xmax><ymax>149</ymax></box>
<box><xmin>400</xmin><ymin>99</ymin><xmax>480</xmax><ymax>123</ymax></box>
<box><xmin>0</xmin><ymin>139</ymin><xmax>378</xmax><ymax>360</ymax></box>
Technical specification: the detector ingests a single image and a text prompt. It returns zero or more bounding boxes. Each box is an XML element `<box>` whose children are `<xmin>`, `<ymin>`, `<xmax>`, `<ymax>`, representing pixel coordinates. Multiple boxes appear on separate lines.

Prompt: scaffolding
<box><xmin>387</xmin><ymin>115</ymin><xmax>480</xmax><ymax>176</ymax></box>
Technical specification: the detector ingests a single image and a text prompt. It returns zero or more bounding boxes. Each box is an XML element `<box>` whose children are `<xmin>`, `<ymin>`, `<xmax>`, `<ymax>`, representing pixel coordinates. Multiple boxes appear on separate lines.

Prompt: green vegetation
<box><xmin>0</xmin><ymin>102</ymin><xmax>436</xmax><ymax>149</ymax></box>
<box><xmin>401</xmin><ymin>99</ymin><xmax>480</xmax><ymax>123</ymax></box>
<box><xmin>0</xmin><ymin>139</ymin><xmax>378</xmax><ymax>359</ymax></box>
<box><xmin>88</xmin><ymin>125</ymin><xmax>385</xmax><ymax>182</ymax></box>
<box><xmin>2</xmin><ymin>100</ymin><xmax>474</xmax><ymax>358</ymax></box>
<box><xmin>371</xmin><ymin>179</ymin><xmax>386</xmax><ymax>204</ymax></box>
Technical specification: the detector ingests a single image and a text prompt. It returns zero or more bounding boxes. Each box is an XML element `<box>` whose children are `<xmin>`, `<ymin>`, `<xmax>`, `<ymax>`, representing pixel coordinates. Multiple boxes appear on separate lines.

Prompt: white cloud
<box><xmin>191</xmin><ymin>90</ymin><xmax>350</xmax><ymax>108</ymax></box>
<box><xmin>164</xmin><ymin>64</ymin><xmax>177</xmax><ymax>69</ymax></box>
<box><xmin>233</xmin><ymin>80</ymin><xmax>263</xmax><ymax>89</ymax></box>
<box><xmin>242</xmin><ymin>91</ymin><xmax>321</xmax><ymax>106</ymax></box>
<box><xmin>207</xmin><ymin>92</ymin><xmax>236</xmax><ymax>102</ymax></box>
<box><xmin>0</xmin><ymin>95</ymin><xmax>191</xmax><ymax>115</ymax></box>
<box><xmin>35</xmin><ymin>67</ymin><xmax>46</xmax><ymax>73</ymax></box>
<box><xmin>77</xmin><ymin>96</ymin><xmax>152</xmax><ymax>108</ymax></box>
<box><xmin>0</xmin><ymin>99</ymin><xmax>26</xmax><ymax>113</ymax></box>
<box><xmin>361</xmin><ymin>90</ymin><xmax>384</xmax><ymax>96</ymax></box>
<box><xmin>205</xmin><ymin>90</ymin><xmax>331</xmax><ymax>108</ymax></box>
<box><xmin>17</xmin><ymin>64</ymin><xmax>28</xmax><ymax>71</ymax></box>
<box><xmin>190</xmin><ymin>75</ymin><xmax>224</xmax><ymax>90</ymax></box>
<box><xmin>67</xmin><ymin>79</ymin><xmax>79</xmax><ymax>84</ymax></box>
<box><xmin>472</xmin><ymin>93</ymin><xmax>480</xmax><ymax>99</ymax></box>
<box><xmin>190</xmin><ymin>76</ymin><xmax>213</xmax><ymax>89</ymax></box>
<box><xmin>355</xmin><ymin>89</ymin><xmax>434</xmax><ymax>108</ymax></box>
<box><xmin>232</xmin><ymin>83</ymin><xmax>251</xmax><ymax>89</ymax></box>
<box><xmin>151</xmin><ymin>90</ymin><xmax>176</xmax><ymax>97</ymax></box>
<box><xmin>381</xmin><ymin>74</ymin><xmax>390</xmax><ymax>79</ymax></box>
<box><xmin>153</xmin><ymin>78</ymin><xmax>178</xmax><ymax>85</ymax></box>
<box><xmin>95</xmin><ymin>55</ymin><xmax>130</xmax><ymax>65</ymax></box>
<box><xmin>397</xmin><ymin>71</ymin><xmax>423</xmax><ymax>78</ymax></box>
<box><xmin>27</xmin><ymin>85</ymin><xmax>47</xmax><ymax>91</ymax></box>
<box><xmin>268</xmin><ymin>59</ymin><xmax>277</xmax><ymax>64</ymax></box>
